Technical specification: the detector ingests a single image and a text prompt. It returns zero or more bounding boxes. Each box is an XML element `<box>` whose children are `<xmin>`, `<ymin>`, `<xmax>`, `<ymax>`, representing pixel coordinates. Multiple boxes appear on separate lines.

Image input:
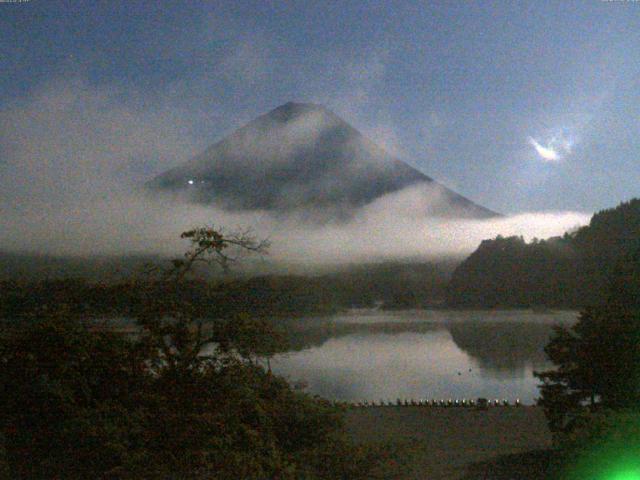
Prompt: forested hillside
<box><xmin>447</xmin><ymin>199</ymin><xmax>640</xmax><ymax>307</ymax></box>
<box><xmin>0</xmin><ymin>261</ymin><xmax>454</xmax><ymax>321</ymax></box>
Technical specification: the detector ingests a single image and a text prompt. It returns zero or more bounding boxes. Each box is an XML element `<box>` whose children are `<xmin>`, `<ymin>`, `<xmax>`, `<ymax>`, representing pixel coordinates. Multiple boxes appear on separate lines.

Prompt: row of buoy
<box><xmin>339</xmin><ymin>398</ymin><xmax>523</xmax><ymax>408</ymax></box>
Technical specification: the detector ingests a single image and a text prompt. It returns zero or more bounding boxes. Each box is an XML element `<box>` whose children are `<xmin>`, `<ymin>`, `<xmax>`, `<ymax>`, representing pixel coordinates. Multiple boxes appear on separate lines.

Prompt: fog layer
<box><xmin>0</xmin><ymin>78</ymin><xmax>591</xmax><ymax>264</ymax></box>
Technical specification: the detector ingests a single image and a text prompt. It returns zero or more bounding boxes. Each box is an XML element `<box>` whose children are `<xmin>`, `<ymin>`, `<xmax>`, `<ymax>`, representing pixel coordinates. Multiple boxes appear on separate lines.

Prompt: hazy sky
<box><xmin>0</xmin><ymin>1</ymin><xmax>638</xmax><ymax>260</ymax></box>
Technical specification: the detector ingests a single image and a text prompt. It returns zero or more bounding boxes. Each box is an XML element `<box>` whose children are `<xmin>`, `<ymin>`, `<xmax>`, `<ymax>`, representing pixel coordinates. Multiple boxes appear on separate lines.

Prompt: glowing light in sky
<box><xmin>187</xmin><ymin>179</ymin><xmax>194</xmax><ymax>185</ymax></box>
<box><xmin>528</xmin><ymin>137</ymin><xmax>560</xmax><ymax>161</ymax></box>
<box><xmin>527</xmin><ymin>128</ymin><xmax>577</xmax><ymax>162</ymax></box>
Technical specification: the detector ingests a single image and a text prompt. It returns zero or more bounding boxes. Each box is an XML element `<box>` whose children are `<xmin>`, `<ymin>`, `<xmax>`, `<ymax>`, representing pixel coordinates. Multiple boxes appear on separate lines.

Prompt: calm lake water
<box><xmin>270</xmin><ymin>309</ymin><xmax>577</xmax><ymax>405</ymax></box>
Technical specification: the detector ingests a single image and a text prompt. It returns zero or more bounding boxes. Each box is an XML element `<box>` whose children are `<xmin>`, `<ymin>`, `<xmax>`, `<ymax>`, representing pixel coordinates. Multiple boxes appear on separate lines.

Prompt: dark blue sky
<box><xmin>2</xmin><ymin>0</ymin><xmax>639</xmax><ymax>214</ymax></box>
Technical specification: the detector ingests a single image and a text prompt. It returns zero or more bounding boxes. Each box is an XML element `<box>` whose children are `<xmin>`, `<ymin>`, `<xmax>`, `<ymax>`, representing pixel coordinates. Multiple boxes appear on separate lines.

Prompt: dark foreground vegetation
<box><xmin>534</xmin><ymin>236</ymin><xmax>640</xmax><ymax>478</ymax></box>
<box><xmin>1</xmin><ymin>197</ymin><xmax>639</xmax><ymax>479</ymax></box>
<box><xmin>0</xmin><ymin>228</ymin><xmax>387</xmax><ymax>479</ymax></box>
<box><xmin>448</xmin><ymin>198</ymin><xmax>640</xmax><ymax>308</ymax></box>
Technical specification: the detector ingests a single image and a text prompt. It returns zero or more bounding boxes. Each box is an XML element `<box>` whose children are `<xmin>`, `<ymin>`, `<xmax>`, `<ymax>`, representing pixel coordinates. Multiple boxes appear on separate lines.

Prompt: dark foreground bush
<box><xmin>0</xmin><ymin>311</ymin><xmax>380</xmax><ymax>479</ymax></box>
<box><xmin>0</xmin><ymin>227</ymin><xmax>383</xmax><ymax>479</ymax></box>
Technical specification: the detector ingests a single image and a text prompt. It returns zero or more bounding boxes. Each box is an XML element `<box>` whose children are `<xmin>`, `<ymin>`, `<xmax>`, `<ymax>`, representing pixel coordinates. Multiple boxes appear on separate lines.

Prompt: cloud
<box><xmin>218</xmin><ymin>35</ymin><xmax>271</xmax><ymax>86</ymax></box>
<box><xmin>0</xmin><ymin>75</ymin><xmax>592</xmax><ymax>266</ymax></box>
<box><xmin>305</xmin><ymin>48</ymin><xmax>407</xmax><ymax>157</ymax></box>
<box><xmin>0</xmin><ymin>75</ymin><xmax>207</xmax><ymax>254</ymax></box>
<box><xmin>1</xmin><ymin>180</ymin><xmax>590</xmax><ymax>264</ymax></box>
<box><xmin>265</xmin><ymin>186</ymin><xmax>590</xmax><ymax>264</ymax></box>
<box><xmin>363</xmin><ymin>124</ymin><xmax>406</xmax><ymax>158</ymax></box>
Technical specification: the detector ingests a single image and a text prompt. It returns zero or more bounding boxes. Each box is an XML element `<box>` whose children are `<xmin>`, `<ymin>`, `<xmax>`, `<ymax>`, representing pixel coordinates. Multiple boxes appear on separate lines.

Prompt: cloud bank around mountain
<box><xmin>0</xmin><ymin>76</ymin><xmax>591</xmax><ymax>265</ymax></box>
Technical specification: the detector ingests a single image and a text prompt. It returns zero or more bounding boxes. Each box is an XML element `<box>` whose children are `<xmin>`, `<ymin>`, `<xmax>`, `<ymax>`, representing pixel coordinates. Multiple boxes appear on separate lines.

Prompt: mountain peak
<box><xmin>268</xmin><ymin>101</ymin><xmax>330</xmax><ymax>123</ymax></box>
<box><xmin>147</xmin><ymin>104</ymin><xmax>498</xmax><ymax>219</ymax></box>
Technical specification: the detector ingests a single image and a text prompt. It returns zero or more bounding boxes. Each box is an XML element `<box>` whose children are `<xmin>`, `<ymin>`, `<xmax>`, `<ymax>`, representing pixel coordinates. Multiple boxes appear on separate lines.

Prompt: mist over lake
<box><xmin>271</xmin><ymin>309</ymin><xmax>578</xmax><ymax>404</ymax></box>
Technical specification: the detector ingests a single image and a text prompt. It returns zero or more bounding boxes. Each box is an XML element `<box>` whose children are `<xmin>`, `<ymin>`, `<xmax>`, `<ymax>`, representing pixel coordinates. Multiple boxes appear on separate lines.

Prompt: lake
<box><xmin>270</xmin><ymin>309</ymin><xmax>577</xmax><ymax>405</ymax></box>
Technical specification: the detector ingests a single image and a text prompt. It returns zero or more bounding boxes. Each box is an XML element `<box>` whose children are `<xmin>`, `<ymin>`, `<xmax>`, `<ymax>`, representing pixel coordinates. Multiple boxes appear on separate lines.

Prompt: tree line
<box><xmin>0</xmin><ymin>261</ymin><xmax>455</xmax><ymax>322</ymax></box>
<box><xmin>447</xmin><ymin>198</ymin><xmax>640</xmax><ymax>308</ymax></box>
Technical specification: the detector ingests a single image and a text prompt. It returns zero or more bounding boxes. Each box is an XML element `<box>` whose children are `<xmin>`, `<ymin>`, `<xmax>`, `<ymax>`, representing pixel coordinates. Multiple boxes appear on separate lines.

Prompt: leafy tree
<box><xmin>536</xmin><ymin>306</ymin><xmax>640</xmax><ymax>436</ymax></box>
<box><xmin>0</xmin><ymin>307</ymin><xmax>152</xmax><ymax>478</ymax></box>
<box><xmin>535</xmin><ymin>246</ymin><xmax>640</xmax><ymax>439</ymax></box>
<box><xmin>0</xmin><ymin>226</ymin><xmax>379</xmax><ymax>479</ymax></box>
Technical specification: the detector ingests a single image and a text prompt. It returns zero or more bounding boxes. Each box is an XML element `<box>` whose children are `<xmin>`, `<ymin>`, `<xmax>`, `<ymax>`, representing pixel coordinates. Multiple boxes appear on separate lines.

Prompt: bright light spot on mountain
<box><xmin>187</xmin><ymin>179</ymin><xmax>194</xmax><ymax>185</ymax></box>
<box><xmin>528</xmin><ymin>137</ymin><xmax>560</xmax><ymax>161</ymax></box>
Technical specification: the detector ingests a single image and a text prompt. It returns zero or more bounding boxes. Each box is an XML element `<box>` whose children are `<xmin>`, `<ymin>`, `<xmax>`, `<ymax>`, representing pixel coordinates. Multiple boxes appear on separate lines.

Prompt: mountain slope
<box><xmin>147</xmin><ymin>102</ymin><xmax>497</xmax><ymax>219</ymax></box>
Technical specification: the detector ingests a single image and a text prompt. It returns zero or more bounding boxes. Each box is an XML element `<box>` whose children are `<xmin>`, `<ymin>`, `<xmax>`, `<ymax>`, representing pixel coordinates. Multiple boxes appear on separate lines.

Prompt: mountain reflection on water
<box><xmin>271</xmin><ymin>309</ymin><xmax>577</xmax><ymax>404</ymax></box>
